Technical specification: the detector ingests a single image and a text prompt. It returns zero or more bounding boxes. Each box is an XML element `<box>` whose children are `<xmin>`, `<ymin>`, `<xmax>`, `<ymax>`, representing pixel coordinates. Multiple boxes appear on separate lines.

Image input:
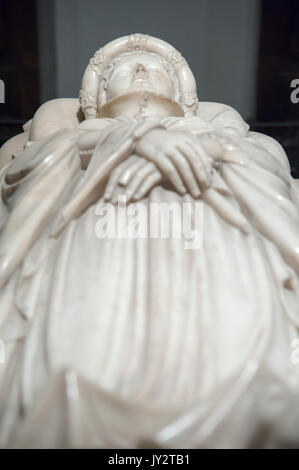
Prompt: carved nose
<box><xmin>135</xmin><ymin>64</ymin><xmax>147</xmax><ymax>78</ymax></box>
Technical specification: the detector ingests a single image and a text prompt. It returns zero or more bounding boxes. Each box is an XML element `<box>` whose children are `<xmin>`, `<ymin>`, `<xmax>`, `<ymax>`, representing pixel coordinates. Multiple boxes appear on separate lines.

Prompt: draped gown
<box><xmin>1</xmin><ymin>105</ymin><xmax>299</xmax><ymax>448</ymax></box>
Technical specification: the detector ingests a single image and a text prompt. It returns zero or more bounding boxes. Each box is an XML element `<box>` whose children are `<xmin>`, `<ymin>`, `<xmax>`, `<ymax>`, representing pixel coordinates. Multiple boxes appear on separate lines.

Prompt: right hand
<box><xmin>135</xmin><ymin>128</ymin><xmax>213</xmax><ymax>198</ymax></box>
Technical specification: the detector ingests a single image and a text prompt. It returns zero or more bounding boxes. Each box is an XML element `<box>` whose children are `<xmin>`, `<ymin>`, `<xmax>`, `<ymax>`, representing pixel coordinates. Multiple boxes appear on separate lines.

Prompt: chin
<box><xmin>126</xmin><ymin>83</ymin><xmax>170</xmax><ymax>98</ymax></box>
<box><xmin>98</xmin><ymin>90</ymin><xmax>184</xmax><ymax>118</ymax></box>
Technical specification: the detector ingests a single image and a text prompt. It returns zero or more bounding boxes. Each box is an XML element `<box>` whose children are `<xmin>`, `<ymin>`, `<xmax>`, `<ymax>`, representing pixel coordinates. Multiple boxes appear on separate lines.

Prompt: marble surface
<box><xmin>0</xmin><ymin>34</ymin><xmax>299</xmax><ymax>449</ymax></box>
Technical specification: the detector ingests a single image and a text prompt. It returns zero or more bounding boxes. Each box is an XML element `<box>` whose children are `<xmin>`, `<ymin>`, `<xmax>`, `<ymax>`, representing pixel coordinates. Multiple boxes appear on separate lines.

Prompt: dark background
<box><xmin>0</xmin><ymin>0</ymin><xmax>298</xmax><ymax>175</ymax></box>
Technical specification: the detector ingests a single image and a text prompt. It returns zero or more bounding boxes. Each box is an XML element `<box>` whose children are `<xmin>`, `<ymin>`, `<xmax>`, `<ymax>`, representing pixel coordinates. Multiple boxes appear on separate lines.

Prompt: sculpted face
<box><xmin>107</xmin><ymin>53</ymin><xmax>175</xmax><ymax>101</ymax></box>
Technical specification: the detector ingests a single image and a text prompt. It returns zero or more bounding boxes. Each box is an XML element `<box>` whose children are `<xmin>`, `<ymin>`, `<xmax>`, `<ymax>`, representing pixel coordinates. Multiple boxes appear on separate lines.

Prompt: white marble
<box><xmin>0</xmin><ymin>34</ymin><xmax>299</xmax><ymax>449</ymax></box>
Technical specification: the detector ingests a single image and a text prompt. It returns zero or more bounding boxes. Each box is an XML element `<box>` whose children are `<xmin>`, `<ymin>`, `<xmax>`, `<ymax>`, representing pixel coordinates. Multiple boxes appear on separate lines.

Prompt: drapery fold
<box><xmin>1</xmin><ymin>116</ymin><xmax>299</xmax><ymax>448</ymax></box>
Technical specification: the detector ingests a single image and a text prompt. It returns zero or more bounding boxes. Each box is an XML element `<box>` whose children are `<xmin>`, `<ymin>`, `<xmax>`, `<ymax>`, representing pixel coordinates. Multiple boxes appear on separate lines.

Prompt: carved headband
<box><xmin>79</xmin><ymin>33</ymin><xmax>199</xmax><ymax>119</ymax></box>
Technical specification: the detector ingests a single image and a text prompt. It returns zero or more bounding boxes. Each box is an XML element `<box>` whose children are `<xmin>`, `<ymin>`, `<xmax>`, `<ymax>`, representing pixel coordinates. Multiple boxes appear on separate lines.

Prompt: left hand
<box><xmin>103</xmin><ymin>154</ymin><xmax>162</xmax><ymax>203</ymax></box>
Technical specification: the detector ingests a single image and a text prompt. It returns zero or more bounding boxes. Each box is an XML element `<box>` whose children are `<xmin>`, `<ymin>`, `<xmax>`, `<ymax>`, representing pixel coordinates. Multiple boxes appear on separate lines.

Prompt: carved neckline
<box><xmin>98</xmin><ymin>90</ymin><xmax>185</xmax><ymax>119</ymax></box>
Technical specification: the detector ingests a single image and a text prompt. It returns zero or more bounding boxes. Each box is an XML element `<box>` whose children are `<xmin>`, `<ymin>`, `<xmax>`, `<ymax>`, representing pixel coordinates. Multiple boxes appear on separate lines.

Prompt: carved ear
<box><xmin>29</xmin><ymin>98</ymin><xmax>84</xmax><ymax>142</ymax></box>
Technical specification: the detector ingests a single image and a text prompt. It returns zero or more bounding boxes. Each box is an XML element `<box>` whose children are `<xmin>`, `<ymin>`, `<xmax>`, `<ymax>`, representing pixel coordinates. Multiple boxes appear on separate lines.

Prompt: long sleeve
<box><xmin>220</xmin><ymin>133</ymin><xmax>299</xmax><ymax>275</ymax></box>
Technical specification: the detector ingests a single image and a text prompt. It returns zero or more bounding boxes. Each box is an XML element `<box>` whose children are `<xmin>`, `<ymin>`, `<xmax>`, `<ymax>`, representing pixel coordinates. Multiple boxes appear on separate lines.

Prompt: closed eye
<box><xmin>111</xmin><ymin>70</ymin><xmax>131</xmax><ymax>80</ymax></box>
<box><xmin>149</xmin><ymin>68</ymin><xmax>168</xmax><ymax>80</ymax></box>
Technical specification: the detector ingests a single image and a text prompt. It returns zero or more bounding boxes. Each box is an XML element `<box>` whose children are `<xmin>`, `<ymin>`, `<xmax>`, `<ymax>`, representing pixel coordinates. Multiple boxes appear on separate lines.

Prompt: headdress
<box><xmin>79</xmin><ymin>33</ymin><xmax>198</xmax><ymax>119</ymax></box>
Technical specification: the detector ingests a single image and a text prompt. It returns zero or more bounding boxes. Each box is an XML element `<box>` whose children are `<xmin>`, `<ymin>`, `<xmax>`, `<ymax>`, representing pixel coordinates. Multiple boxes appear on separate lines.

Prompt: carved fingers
<box><xmin>132</xmin><ymin>172</ymin><xmax>162</xmax><ymax>201</ymax></box>
<box><xmin>122</xmin><ymin>161</ymin><xmax>161</xmax><ymax>202</ymax></box>
<box><xmin>104</xmin><ymin>154</ymin><xmax>162</xmax><ymax>203</ymax></box>
<box><xmin>136</xmin><ymin>128</ymin><xmax>215</xmax><ymax>197</ymax></box>
<box><xmin>104</xmin><ymin>129</ymin><xmax>237</xmax><ymax>205</ymax></box>
<box><xmin>136</xmin><ymin>141</ymin><xmax>187</xmax><ymax>195</ymax></box>
<box><xmin>176</xmin><ymin>136</ymin><xmax>213</xmax><ymax>190</ymax></box>
<box><xmin>165</xmin><ymin>148</ymin><xmax>201</xmax><ymax>198</ymax></box>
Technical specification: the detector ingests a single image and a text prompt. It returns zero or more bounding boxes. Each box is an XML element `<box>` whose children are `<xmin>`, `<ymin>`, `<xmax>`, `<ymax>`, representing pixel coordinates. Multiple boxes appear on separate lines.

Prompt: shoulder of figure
<box><xmin>247</xmin><ymin>131</ymin><xmax>291</xmax><ymax>174</ymax></box>
<box><xmin>29</xmin><ymin>98</ymin><xmax>84</xmax><ymax>142</ymax></box>
<box><xmin>0</xmin><ymin>119</ymin><xmax>32</xmax><ymax>170</ymax></box>
<box><xmin>197</xmin><ymin>101</ymin><xmax>249</xmax><ymax>137</ymax></box>
<box><xmin>0</xmin><ymin>99</ymin><xmax>84</xmax><ymax>169</ymax></box>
